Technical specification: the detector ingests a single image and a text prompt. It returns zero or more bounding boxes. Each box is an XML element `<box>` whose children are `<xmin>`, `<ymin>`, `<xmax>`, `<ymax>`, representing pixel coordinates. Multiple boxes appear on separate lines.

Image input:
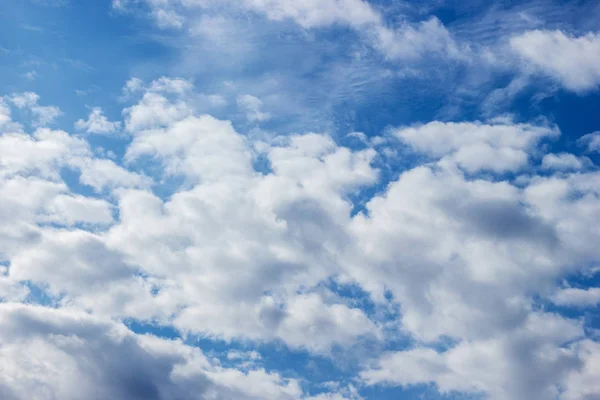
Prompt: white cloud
<box><xmin>9</xmin><ymin>229</ymin><xmax>137</xmax><ymax>296</ymax></box>
<box><xmin>7</xmin><ymin>92</ymin><xmax>62</xmax><ymax>126</ymax></box>
<box><xmin>22</xmin><ymin>70</ymin><xmax>37</xmax><ymax>81</ymax></box>
<box><xmin>0</xmin><ymin>99</ymin><xmax>12</xmax><ymax>126</ymax></box>
<box><xmin>123</xmin><ymin>92</ymin><xmax>192</xmax><ymax>131</ymax></box>
<box><xmin>562</xmin><ymin>340</ymin><xmax>600</xmax><ymax>400</ymax></box>
<box><xmin>227</xmin><ymin>350</ymin><xmax>262</xmax><ymax>361</ymax></box>
<box><xmin>114</xmin><ymin>0</ymin><xmax>468</xmax><ymax>63</ymax></box>
<box><xmin>73</xmin><ymin>157</ymin><xmax>152</xmax><ymax>191</ymax></box>
<box><xmin>237</xmin><ymin>0</ymin><xmax>380</xmax><ymax>29</ymax></box>
<box><xmin>578</xmin><ymin>131</ymin><xmax>600</xmax><ymax>153</ymax></box>
<box><xmin>541</xmin><ymin>153</ymin><xmax>588</xmax><ymax>171</ymax></box>
<box><xmin>115</xmin><ymin>98</ymin><xmax>379</xmax><ymax>349</ymax></box>
<box><xmin>8</xmin><ymin>92</ymin><xmax>39</xmax><ymax>108</ymax></box>
<box><xmin>123</xmin><ymin>77</ymin><xmax>144</xmax><ymax>95</ymax></box>
<box><xmin>552</xmin><ymin>287</ymin><xmax>600</xmax><ymax>307</ymax></box>
<box><xmin>174</xmin><ymin>292</ymin><xmax>379</xmax><ymax>353</ymax></box>
<box><xmin>362</xmin><ymin>313</ymin><xmax>584</xmax><ymax>400</ymax></box>
<box><xmin>511</xmin><ymin>30</ymin><xmax>600</xmax><ymax>92</ymax></box>
<box><xmin>237</xmin><ymin>94</ymin><xmax>271</xmax><ymax>123</ymax></box>
<box><xmin>2</xmin><ymin>79</ymin><xmax>600</xmax><ymax>400</ymax></box>
<box><xmin>0</xmin><ymin>266</ymin><xmax>29</xmax><ymax>302</ymax></box>
<box><xmin>0</xmin><ymin>80</ymin><xmax>381</xmax><ymax>354</ymax></box>
<box><xmin>0</xmin><ymin>303</ymin><xmax>305</xmax><ymax>400</ymax></box>
<box><xmin>37</xmin><ymin>194</ymin><xmax>114</xmax><ymax>226</ymax></box>
<box><xmin>75</xmin><ymin>107</ymin><xmax>121</xmax><ymax>134</ymax></box>
<box><xmin>125</xmin><ymin>114</ymin><xmax>254</xmax><ymax>179</ymax></box>
<box><xmin>0</xmin><ymin>128</ymin><xmax>90</xmax><ymax>179</ymax></box>
<box><xmin>120</xmin><ymin>0</ymin><xmax>381</xmax><ymax>30</ymax></box>
<box><xmin>394</xmin><ymin>120</ymin><xmax>558</xmax><ymax>173</ymax></box>
<box><xmin>152</xmin><ymin>7</ymin><xmax>184</xmax><ymax>29</ymax></box>
<box><xmin>121</xmin><ymin>78</ymin><xmax>195</xmax><ymax>132</ymax></box>
<box><xmin>148</xmin><ymin>76</ymin><xmax>193</xmax><ymax>94</ymax></box>
<box><xmin>307</xmin><ymin>384</ymin><xmax>361</xmax><ymax>400</ymax></box>
<box><xmin>374</xmin><ymin>18</ymin><xmax>469</xmax><ymax>62</ymax></box>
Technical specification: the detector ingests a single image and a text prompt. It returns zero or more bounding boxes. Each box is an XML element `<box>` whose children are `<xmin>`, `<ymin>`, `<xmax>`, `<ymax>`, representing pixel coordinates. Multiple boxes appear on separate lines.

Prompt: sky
<box><xmin>0</xmin><ymin>0</ymin><xmax>600</xmax><ymax>399</ymax></box>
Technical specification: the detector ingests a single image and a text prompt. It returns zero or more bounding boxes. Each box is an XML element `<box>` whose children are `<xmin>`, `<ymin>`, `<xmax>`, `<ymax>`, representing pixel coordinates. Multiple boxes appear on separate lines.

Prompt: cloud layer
<box><xmin>1</xmin><ymin>75</ymin><xmax>599</xmax><ymax>399</ymax></box>
<box><xmin>1</xmin><ymin>1</ymin><xmax>600</xmax><ymax>399</ymax></box>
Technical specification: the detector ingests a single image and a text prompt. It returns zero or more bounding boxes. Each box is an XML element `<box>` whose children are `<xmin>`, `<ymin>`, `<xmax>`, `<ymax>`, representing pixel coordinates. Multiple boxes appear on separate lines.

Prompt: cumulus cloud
<box><xmin>73</xmin><ymin>157</ymin><xmax>152</xmax><ymax>192</ymax></box>
<box><xmin>237</xmin><ymin>94</ymin><xmax>271</xmax><ymax>123</ymax></box>
<box><xmin>394</xmin><ymin>120</ymin><xmax>558</xmax><ymax>173</ymax></box>
<box><xmin>37</xmin><ymin>194</ymin><xmax>114</xmax><ymax>226</ymax></box>
<box><xmin>0</xmin><ymin>127</ymin><xmax>90</xmax><ymax>179</ymax></box>
<box><xmin>361</xmin><ymin>313</ymin><xmax>586</xmax><ymax>400</ymax></box>
<box><xmin>75</xmin><ymin>107</ymin><xmax>121</xmax><ymax>134</ymax></box>
<box><xmin>0</xmin><ymin>303</ymin><xmax>305</xmax><ymax>400</ymax></box>
<box><xmin>562</xmin><ymin>340</ymin><xmax>600</xmax><ymax>400</ymax></box>
<box><xmin>123</xmin><ymin>92</ymin><xmax>192</xmax><ymax>132</ymax></box>
<box><xmin>511</xmin><ymin>30</ymin><xmax>600</xmax><ymax>92</ymax></box>
<box><xmin>552</xmin><ymin>287</ymin><xmax>600</xmax><ymax>307</ymax></box>
<box><xmin>578</xmin><ymin>131</ymin><xmax>600</xmax><ymax>153</ymax></box>
<box><xmin>1</xmin><ymin>78</ymin><xmax>600</xmax><ymax>400</ymax></box>
<box><xmin>1</xmin><ymin>82</ymin><xmax>381</xmax><ymax>356</ymax></box>
<box><xmin>12</xmin><ymin>2</ymin><xmax>600</xmax><ymax>399</ymax></box>
<box><xmin>541</xmin><ymin>153</ymin><xmax>589</xmax><ymax>171</ymax></box>
<box><xmin>0</xmin><ymin>99</ymin><xmax>11</xmax><ymax>126</ymax></box>
<box><xmin>7</xmin><ymin>92</ymin><xmax>62</xmax><ymax>126</ymax></box>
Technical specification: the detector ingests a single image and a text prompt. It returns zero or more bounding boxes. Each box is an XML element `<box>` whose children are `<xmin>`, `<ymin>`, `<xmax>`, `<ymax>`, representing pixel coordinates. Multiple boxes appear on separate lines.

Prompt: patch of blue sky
<box><xmin>541</xmin><ymin>268</ymin><xmax>600</xmax><ymax>333</ymax></box>
<box><xmin>127</xmin><ymin>318</ymin><xmax>425</xmax><ymax>399</ymax></box>
<box><xmin>1</xmin><ymin>1</ymin><xmax>168</xmax><ymax>132</ymax></box>
<box><xmin>59</xmin><ymin>167</ymin><xmax>100</xmax><ymax>198</ymax></box>
<box><xmin>362</xmin><ymin>385</ymin><xmax>486</xmax><ymax>400</ymax></box>
<box><xmin>23</xmin><ymin>281</ymin><xmax>59</xmax><ymax>307</ymax></box>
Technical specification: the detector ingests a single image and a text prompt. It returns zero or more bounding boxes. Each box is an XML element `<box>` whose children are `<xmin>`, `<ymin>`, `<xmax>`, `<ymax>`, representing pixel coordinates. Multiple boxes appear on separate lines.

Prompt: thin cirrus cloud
<box><xmin>0</xmin><ymin>1</ymin><xmax>600</xmax><ymax>400</ymax></box>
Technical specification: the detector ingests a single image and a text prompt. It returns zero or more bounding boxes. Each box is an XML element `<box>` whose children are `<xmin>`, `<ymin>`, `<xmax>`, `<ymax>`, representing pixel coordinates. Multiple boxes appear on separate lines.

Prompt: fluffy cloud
<box><xmin>0</xmin><ymin>127</ymin><xmax>89</xmax><ymax>178</ymax></box>
<box><xmin>1</xmin><ymin>80</ymin><xmax>600</xmax><ymax>400</ymax></box>
<box><xmin>123</xmin><ymin>92</ymin><xmax>192</xmax><ymax>132</ymax></box>
<box><xmin>0</xmin><ymin>84</ymin><xmax>377</xmax><ymax>398</ymax></box>
<box><xmin>37</xmin><ymin>194</ymin><xmax>114</xmax><ymax>226</ymax></box>
<box><xmin>361</xmin><ymin>313</ymin><xmax>587</xmax><ymax>400</ymax></box>
<box><xmin>0</xmin><ymin>303</ymin><xmax>306</xmax><ymax>400</ymax></box>
<box><xmin>10</xmin><ymin>2</ymin><xmax>600</xmax><ymax>399</ymax></box>
<box><xmin>394</xmin><ymin>120</ymin><xmax>558</xmax><ymax>173</ymax></box>
<box><xmin>562</xmin><ymin>340</ymin><xmax>600</xmax><ymax>400</ymax></box>
<box><xmin>541</xmin><ymin>153</ymin><xmax>589</xmax><ymax>171</ymax></box>
<box><xmin>511</xmin><ymin>30</ymin><xmax>600</xmax><ymax>92</ymax></box>
<box><xmin>7</xmin><ymin>92</ymin><xmax>62</xmax><ymax>126</ymax></box>
<box><xmin>237</xmin><ymin>94</ymin><xmax>271</xmax><ymax>122</ymax></box>
<box><xmin>552</xmin><ymin>287</ymin><xmax>600</xmax><ymax>307</ymax></box>
<box><xmin>579</xmin><ymin>131</ymin><xmax>600</xmax><ymax>153</ymax></box>
<box><xmin>73</xmin><ymin>157</ymin><xmax>152</xmax><ymax>191</ymax></box>
<box><xmin>2</xmin><ymin>84</ymin><xmax>380</xmax><ymax>355</ymax></box>
<box><xmin>75</xmin><ymin>107</ymin><xmax>121</xmax><ymax>134</ymax></box>
<box><xmin>0</xmin><ymin>99</ymin><xmax>11</xmax><ymax>126</ymax></box>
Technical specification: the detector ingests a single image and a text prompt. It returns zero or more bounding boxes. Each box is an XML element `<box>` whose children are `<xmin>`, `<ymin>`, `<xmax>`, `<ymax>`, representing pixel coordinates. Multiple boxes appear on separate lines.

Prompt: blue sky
<box><xmin>1</xmin><ymin>1</ymin><xmax>600</xmax><ymax>399</ymax></box>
